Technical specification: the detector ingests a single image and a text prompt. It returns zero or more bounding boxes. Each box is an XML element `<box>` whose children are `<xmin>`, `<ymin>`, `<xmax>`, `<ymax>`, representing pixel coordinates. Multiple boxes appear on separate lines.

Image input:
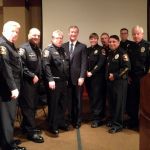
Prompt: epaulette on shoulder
<box><xmin>0</xmin><ymin>45</ymin><xmax>7</xmax><ymax>55</ymax></box>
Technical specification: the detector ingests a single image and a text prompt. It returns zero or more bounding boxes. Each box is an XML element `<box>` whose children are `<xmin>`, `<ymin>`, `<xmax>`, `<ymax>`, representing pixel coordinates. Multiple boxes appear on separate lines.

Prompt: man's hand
<box><xmin>33</xmin><ymin>75</ymin><xmax>39</xmax><ymax>84</ymax></box>
<box><xmin>78</xmin><ymin>78</ymin><xmax>84</xmax><ymax>86</ymax></box>
<box><xmin>108</xmin><ymin>73</ymin><xmax>114</xmax><ymax>81</ymax></box>
<box><xmin>48</xmin><ymin>81</ymin><xmax>56</xmax><ymax>90</ymax></box>
<box><xmin>87</xmin><ymin>71</ymin><xmax>92</xmax><ymax>77</ymax></box>
<box><xmin>11</xmin><ymin>89</ymin><xmax>19</xmax><ymax>100</ymax></box>
<box><xmin>128</xmin><ymin>77</ymin><xmax>132</xmax><ymax>84</ymax></box>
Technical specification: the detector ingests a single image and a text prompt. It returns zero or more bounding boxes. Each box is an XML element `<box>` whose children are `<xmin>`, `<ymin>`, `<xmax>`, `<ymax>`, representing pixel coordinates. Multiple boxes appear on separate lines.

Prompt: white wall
<box><xmin>42</xmin><ymin>0</ymin><xmax>147</xmax><ymax>48</ymax></box>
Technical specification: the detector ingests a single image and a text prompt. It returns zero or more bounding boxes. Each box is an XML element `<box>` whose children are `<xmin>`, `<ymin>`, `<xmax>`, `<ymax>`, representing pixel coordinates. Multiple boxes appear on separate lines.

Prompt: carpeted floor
<box><xmin>14</xmin><ymin>100</ymin><xmax>139</xmax><ymax>150</ymax></box>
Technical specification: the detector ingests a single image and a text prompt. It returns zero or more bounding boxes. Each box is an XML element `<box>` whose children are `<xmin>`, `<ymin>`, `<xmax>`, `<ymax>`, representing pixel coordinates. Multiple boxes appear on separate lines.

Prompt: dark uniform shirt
<box><xmin>120</xmin><ymin>40</ymin><xmax>133</xmax><ymax>52</ymax></box>
<box><xmin>102</xmin><ymin>45</ymin><xmax>110</xmax><ymax>57</ymax></box>
<box><xmin>127</xmin><ymin>39</ymin><xmax>150</xmax><ymax>77</ymax></box>
<box><xmin>0</xmin><ymin>36</ymin><xmax>22</xmax><ymax>100</ymax></box>
<box><xmin>42</xmin><ymin>44</ymin><xmax>69</xmax><ymax>82</ymax></box>
<box><xmin>87</xmin><ymin>44</ymin><xmax>106</xmax><ymax>74</ymax></box>
<box><xmin>18</xmin><ymin>42</ymin><xmax>42</xmax><ymax>80</ymax></box>
<box><xmin>106</xmin><ymin>47</ymin><xmax>130</xmax><ymax>80</ymax></box>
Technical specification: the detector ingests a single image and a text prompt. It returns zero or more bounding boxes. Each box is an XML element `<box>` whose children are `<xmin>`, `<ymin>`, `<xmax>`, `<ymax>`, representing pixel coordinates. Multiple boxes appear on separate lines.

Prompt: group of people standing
<box><xmin>0</xmin><ymin>20</ymin><xmax>150</xmax><ymax>150</ymax></box>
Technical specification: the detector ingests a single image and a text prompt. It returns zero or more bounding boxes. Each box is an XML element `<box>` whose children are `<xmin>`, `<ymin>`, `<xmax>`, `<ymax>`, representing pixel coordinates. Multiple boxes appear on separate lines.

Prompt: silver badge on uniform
<box><xmin>141</xmin><ymin>47</ymin><xmax>145</xmax><ymax>52</ymax></box>
<box><xmin>18</xmin><ymin>48</ymin><xmax>25</xmax><ymax>56</ymax></box>
<box><xmin>115</xmin><ymin>54</ymin><xmax>119</xmax><ymax>59</ymax></box>
<box><xmin>94</xmin><ymin>50</ymin><xmax>98</xmax><ymax>54</ymax></box>
<box><xmin>43</xmin><ymin>49</ymin><xmax>49</xmax><ymax>57</ymax></box>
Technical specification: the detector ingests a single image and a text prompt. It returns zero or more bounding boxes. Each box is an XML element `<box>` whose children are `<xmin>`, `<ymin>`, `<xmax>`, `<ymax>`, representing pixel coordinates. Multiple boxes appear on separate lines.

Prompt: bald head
<box><xmin>28</xmin><ymin>28</ymin><xmax>40</xmax><ymax>45</ymax></box>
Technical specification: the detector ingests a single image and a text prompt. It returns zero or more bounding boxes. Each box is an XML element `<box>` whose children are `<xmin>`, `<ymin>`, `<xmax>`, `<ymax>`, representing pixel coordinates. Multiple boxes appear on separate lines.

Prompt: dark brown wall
<box><xmin>140</xmin><ymin>74</ymin><xmax>150</xmax><ymax>150</ymax></box>
<box><xmin>0</xmin><ymin>0</ymin><xmax>42</xmax><ymax>45</ymax></box>
<box><xmin>3</xmin><ymin>0</ymin><xmax>41</xmax><ymax>7</ymax></box>
<box><xmin>3</xmin><ymin>0</ymin><xmax>25</xmax><ymax>6</ymax></box>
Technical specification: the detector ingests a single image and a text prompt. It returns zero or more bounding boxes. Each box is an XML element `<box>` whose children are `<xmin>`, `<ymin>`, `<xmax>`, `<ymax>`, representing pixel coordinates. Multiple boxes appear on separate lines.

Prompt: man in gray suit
<box><xmin>63</xmin><ymin>25</ymin><xmax>87</xmax><ymax>129</ymax></box>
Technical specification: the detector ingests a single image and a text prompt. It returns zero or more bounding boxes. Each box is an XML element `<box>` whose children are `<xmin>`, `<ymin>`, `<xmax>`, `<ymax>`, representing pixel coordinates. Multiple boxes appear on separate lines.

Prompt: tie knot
<box><xmin>71</xmin><ymin>43</ymin><xmax>73</xmax><ymax>48</ymax></box>
<box><xmin>70</xmin><ymin>43</ymin><xmax>74</xmax><ymax>50</ymax></box>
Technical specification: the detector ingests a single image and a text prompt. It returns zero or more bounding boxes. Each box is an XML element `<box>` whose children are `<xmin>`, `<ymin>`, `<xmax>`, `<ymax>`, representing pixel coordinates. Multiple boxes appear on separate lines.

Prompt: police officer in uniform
<box><xmin>127</xmin><ymin>25</ymin><xmax>150</xmax><ymax>129</ymax></box>
<box><xmin>106</xmin><ymin>35</ymin><xmax>130</xmax><ymax>133</ymax></box>
<box><xmin>100</xmin><ymin>32</ymin><xmax>110</xmax><ymax>57</ymax></box>
<box><xmin>85</xmin><ymin>33</ymin><xmax>106</xmax><ymax>128</ymax></box>
<box><xmin>18</xmin><ymin>28</ymin><xmax>44</xmax><ymax>143</ymax></box>
<box><xmin>0</xmin><ymin>21</ymin><xmax>26</xmax><ymax>150</ymax></box>
<box><xmin>120</xmin><ymin>28</ymin><xmax>133</xmax><ymax>52</ymax></box>
<box><xmin>42</xmin><ymin>30</ymin><xmax>69</xmax><ymax>137</ymax></box>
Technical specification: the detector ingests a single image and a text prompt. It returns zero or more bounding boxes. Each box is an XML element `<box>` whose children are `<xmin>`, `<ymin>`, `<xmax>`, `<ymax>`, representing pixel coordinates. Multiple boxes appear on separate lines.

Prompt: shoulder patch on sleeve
<box><xmin>0</xmin><ymin>46</ymin><xmax>7</xmax><ymax>55</ymax></box>
<box><xmin>42</xmin><ymin>49</ymin><xmax>49</xmax><ymax>57</ymax></box>
<box><xmin>18</xmin><ymin>48</ymin><xmax>25</xmax><ymax>56</ymax></box>
<box><xmin>122</xmin><ymin>54</ymin><xmax>129</xmax><ymax>61</ymax></box>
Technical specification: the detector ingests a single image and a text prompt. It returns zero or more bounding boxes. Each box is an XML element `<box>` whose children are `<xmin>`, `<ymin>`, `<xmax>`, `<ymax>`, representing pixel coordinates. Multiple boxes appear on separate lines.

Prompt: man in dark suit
<box><xmin>63</xmin><ymin>25</ymin><xmax>87</xmax><ymax>129</ymax></box>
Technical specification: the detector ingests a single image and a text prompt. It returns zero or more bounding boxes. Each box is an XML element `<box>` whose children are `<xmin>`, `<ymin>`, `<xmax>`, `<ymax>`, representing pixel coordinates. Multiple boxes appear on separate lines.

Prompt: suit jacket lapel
<box><xmin>65</xmin><ymin>42</ymin><xmax>70</xmax><ymax>57</ymax></box>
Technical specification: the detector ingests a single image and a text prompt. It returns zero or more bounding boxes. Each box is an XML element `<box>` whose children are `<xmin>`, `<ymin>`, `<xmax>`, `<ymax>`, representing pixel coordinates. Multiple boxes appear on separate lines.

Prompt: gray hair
<box><xmin>132</xmin><ymin>25</ymin><xmax>144</xmax><ymax>34</ymax></box>
<box><xmin>52</xmin><ymin>30</ymin><xmax>63</xmax><ymax>38</ymax></box>
<box><xmin>3</xmin><ymin>21</ymin><xmax>21</xmax><ymax>33</ymax></box>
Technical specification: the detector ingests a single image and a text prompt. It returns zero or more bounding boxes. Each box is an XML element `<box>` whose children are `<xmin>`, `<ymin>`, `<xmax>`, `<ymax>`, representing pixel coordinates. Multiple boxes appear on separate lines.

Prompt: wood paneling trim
<box><xmin>3</xmin><ymin>0</ymin><xmax>25</xmax><ymax>7</ymax></box>
<box><xmin>29</xmin><ymin>0</ymin><xmax>41</xmax><ymax>7</ymax></box>
<box><xmin>3</xmin><ymin>0</ymin><xmax>41</xmax><ymax>7</ymax></box>
<box><xmin>0</xmin><ymin>6</ymin><xmax>3</xmax><ymax>14</ymax></box>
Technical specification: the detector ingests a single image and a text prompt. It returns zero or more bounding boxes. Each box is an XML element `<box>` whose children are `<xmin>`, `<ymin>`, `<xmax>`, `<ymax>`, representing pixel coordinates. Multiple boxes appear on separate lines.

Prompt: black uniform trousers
<box><xmin>85</xmin><ymin>73</ymin><xmax>106</xmax><ymax>122</ymax></box>
<box><xmin>0</xmin><ymin>80</ymin><xmax>20</xmax><ymax>149</ymax></box>
<box><xmin>19</xmin><ymin>80</ymin><xmax>39</xmax><ymax>133</ymax></box>
<box><xmin>47</xmin><ymin>81</ymin><xmax>68</xmax><ymax>130</ymax></box>
<box><xmin>69</xmin><ymin>83</ymin><xmax>84</xmax><ymax>124</ymax></box>
<box><xmin>107</xmin><ymin>79</ymin><xmax>127</xmax><ymax>127</ymax></box>
<box><xmin>127</xmin><ymin>75</ymin><xmax>143</xmax><ymax>126</ymax></box>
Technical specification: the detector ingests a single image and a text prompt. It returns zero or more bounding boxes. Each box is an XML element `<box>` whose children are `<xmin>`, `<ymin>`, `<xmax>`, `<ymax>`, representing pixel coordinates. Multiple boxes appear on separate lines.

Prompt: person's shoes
<box><xmin>106</xmin><ymin>121</ymin><xmax>113</xmax><ymax>127</ymax></box>
<box><xmin>73</xmin><ymin>123</ymin><xmax>81</xmax><ymax>129</ymax></box>
<box><xmin>27</xmin><ymin>133</ymin><xmax>44</xmax><ymax>143</ymax></box>
<box><xmin>91</xmin><ymin>121</ymin><xmax>103</xmax><ymax>128</ymax></box>
<box><xmin>49</xmin><ymin>128</ymin><xmax>59</xmax><ymax>137</ymax></box>
<box><xmin>10</xmin><ymin>145</ymin><xmax>26</xmax><ymax>150</ymax></box>
<box><xmin>108</xmin><ymin>126</ymin><xmax>122</xmax><ymax>134</ymax></box>
<box><xmin>59</xmin><ymin>124</ymin><xmax>70</xmax><ymax>131</ymax></box>
<box><xmin>12</xmin><ymin>139</ymin><xmax>22</xmax><ymax>145</ymax></box>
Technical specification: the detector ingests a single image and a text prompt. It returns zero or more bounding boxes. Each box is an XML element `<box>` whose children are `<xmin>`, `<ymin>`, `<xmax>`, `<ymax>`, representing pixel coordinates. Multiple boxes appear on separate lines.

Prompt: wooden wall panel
<box><xmin>3</xmin><ymin>0</ymin><xmax>25</xmax><ymax>6</ymax></box>
<box><xmin>3</xmin><ymin>0</ymin><xmax>41</xmax><ymax>7</ymax></box>
<box><xmin>140</xmin><ymin>74</ymin><xmax>150</xmax><ymax>150</ymax></box>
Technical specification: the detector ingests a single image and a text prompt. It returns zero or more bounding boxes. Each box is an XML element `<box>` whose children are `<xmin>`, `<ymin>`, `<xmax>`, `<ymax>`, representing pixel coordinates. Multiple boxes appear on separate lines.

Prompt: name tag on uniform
<box><xmin>141</xmin><ymin>47</ymin><xmax>145</xmax><ymax>52</ymax></box>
